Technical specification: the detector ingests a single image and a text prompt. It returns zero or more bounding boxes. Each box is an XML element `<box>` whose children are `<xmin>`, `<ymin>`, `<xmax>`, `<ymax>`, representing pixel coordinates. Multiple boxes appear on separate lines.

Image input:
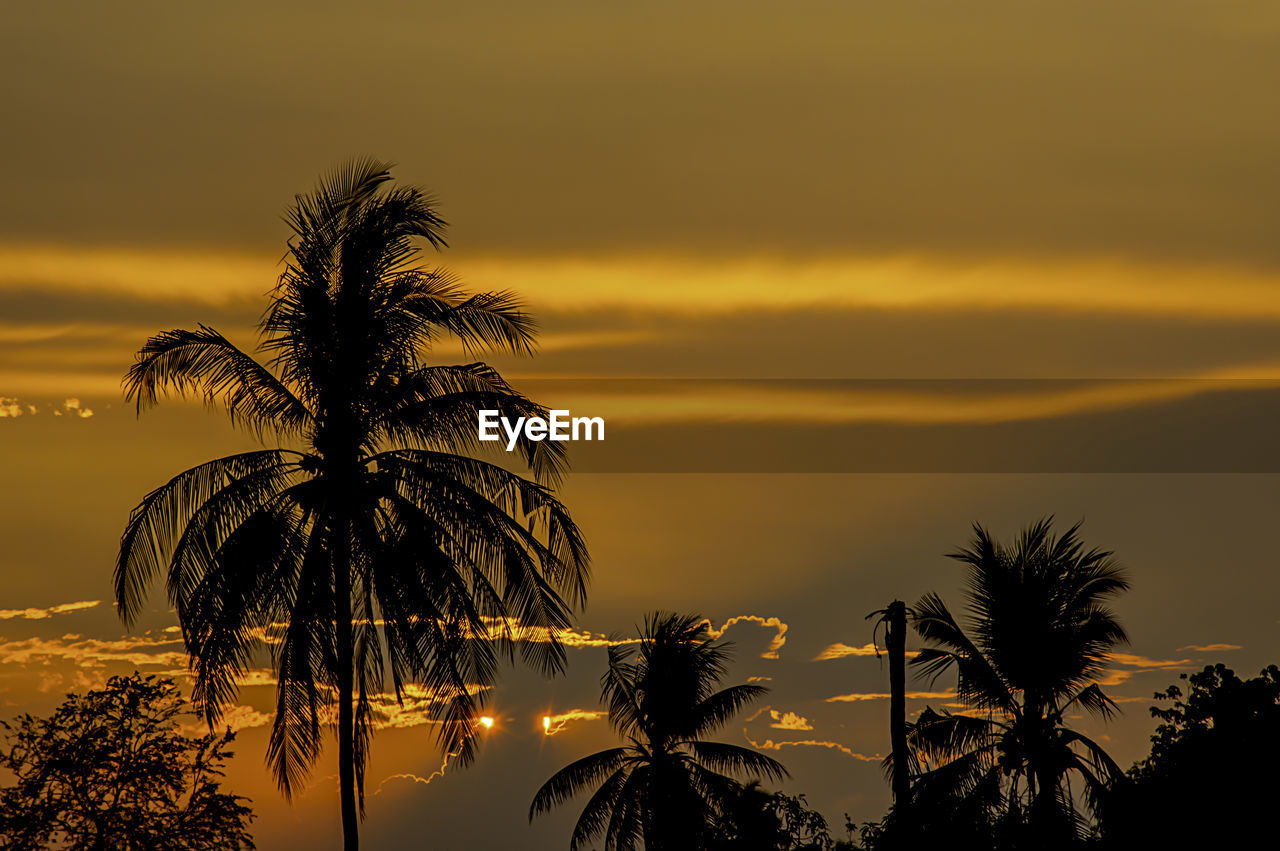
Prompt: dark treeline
<box><xmin>527</xmin><ymin>519</ymin><xmax>1280</xmax><ymax>850</ymax></box>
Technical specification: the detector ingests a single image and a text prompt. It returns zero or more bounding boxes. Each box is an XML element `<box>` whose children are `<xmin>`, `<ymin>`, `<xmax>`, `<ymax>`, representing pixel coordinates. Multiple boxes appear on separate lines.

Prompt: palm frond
<box><xmin>529</xmin><ymin>748</ymin><xmax>632</xmax><ymax>819</ymax></box>
<box><xmin>689</xmin><ymin>684</ymin><xmax>771</xmax><ymax>737</ymax></box>
<box><xmin>687</xmin><ymin>741</ymin><xmax>788</xmax><ymax>783</ymax></box>
<box><xmin>125</xmin><ymin>325</ymin><xmax>312</xmax><ymax>436</ymax></box>
<box><xmin>568</xmin><ymin>765</ymin><xmax>632</xmax><ymax>851</ymax></box>
<box><xmin>115</xmin><ymin>450</ymin><xmax>299</xmax><ymax>625</ymax></box>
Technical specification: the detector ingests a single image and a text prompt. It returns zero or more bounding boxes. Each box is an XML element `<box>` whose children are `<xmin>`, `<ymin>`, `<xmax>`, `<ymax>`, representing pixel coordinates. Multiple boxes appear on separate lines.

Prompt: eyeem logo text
<box><xmin>478</xmin><ymin>410</ymin><xmax>605</xmax><ymax>451</ymax></box>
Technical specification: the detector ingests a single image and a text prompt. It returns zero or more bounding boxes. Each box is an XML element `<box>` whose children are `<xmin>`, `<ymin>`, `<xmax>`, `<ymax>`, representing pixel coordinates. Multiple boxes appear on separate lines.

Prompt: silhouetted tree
<box><xmin>530</xmin><ymin>612</ymin><xmax>787</xmax><ymax>851</ymax></box>
<box><xmin>114</xmin><ymin>159</ymin><xmax>588</xmax><ymax>850</ymax></box>
<box><xmin>0</xmin><ymin>674</ymin><xmax>254</xmax><ymax>850</ymax></box>
<box><xmin>907</xmin><ymin>518</ymin><xmax>1127</xmax><ymax>848</ymax></box>
<box><xmin>1096</xmin><ymin>664</ymin><xmax>1280</xmax><ymax>848</ymax></box>
<box><xmin>846</xmin><ymin>787</ymin><xmax>1000</xmax><ymax>851</ymax></box>
<box><xmin>709</xmin><ymin>782</ymin><xmax>834</xmax><ymax>850</ymax></box>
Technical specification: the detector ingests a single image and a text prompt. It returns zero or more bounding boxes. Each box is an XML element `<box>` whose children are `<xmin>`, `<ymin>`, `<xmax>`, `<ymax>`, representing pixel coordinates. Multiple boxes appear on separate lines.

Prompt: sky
<box><xmin>2</xmin><ymin>2</ymin><xmax>1280</xmax><ymax>847</ymax></box>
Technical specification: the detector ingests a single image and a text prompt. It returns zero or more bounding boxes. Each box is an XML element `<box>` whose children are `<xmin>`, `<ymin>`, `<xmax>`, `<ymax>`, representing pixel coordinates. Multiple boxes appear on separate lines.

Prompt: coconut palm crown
<box><xmin>907</xmin><ymin>518</ymin><xmax>1128</xmax><ymax>844</ymax></box>
<box><xmin>530</xmin><ymin>612</ymin><xmax>787</xmax><ymax>851</ymax></box>
<box><xmin>113</xmin><ymin>159</ymin><xmax>589</xmax><ymax>850</ymax></box>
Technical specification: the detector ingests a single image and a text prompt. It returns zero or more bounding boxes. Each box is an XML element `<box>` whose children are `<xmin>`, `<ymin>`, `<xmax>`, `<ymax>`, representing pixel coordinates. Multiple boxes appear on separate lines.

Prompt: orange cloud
<box><xmin>0</xmin><ymin>634</ymin><xmax>185</xmax><ymax>669</ymax></box>
<box><xmin>183</xmin><ymin>703</ymin><xmax>274</xmax><ymax>734</ymax></box>
<box><xmin>1177</xmin><ymin>643</ymin><xmax>1242</xmax><ymax>653</ymax></box>
<box><xmin>826</xmin><ymin>689</ymin><xmax>955</xmax><ymax>703</ymax></box>
<box><xmin>0</xmin><ymin>599</ymin><xmax>100</xmax><ymax>620</ymax></box>
<box><xmin>704</xmin><ymin>615</ymin><xmax>788</xmax><ymax>660</ymax></box>
<box><xmin>1097</xmin><ymin>652</ymin><xmax>1191</xmax><ymax>686</ymax></box>
<box><xmin>746</xmin><ymin>732</ymin><xmax>879</xmax><ymax>762</ymax></box>
<box><xmin>813</xmin><ymin>642</ymin><xmax>922</xmax><ymax>662</ymax></box>
<box><xmin>768</xmin><ymin>710</ymin><xmax>813</xmax><ymax>731</ymax></box>
<box><xmin>0</xmin><ymin>397</ymin><xmax>94</xmax><ymax>418</ymax></box>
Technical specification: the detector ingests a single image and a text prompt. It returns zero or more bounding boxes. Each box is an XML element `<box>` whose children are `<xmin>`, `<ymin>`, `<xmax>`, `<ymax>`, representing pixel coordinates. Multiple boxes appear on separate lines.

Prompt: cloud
<box><xmin>0</xmin><ymin>599</ymin><xmax>100</xmax><ymax>620</ymax></box>
<box><xmin>1106</xmin><ymin>652</ymin><xmax>1190</xmax><ymax>669</ymax></box>
<box><xmin>184</xmin><ymin>703</ymin><xmax>274</xmax><ymax>734</ymax></box>
<box><xmin>813</xmin><ymin>642</ymin><xmax>921</xmax><ymax>662</ymax></box>
<box><xmin>234</xmin><ymin>668</ymin><xmax>279</xmax><ymax>688</ymax></box>
<box><xmin>826</xmin><ymin>689</ymin><xmax>955</xmax><ymax>703</ymax></box>
<box><xmin>768</xmin><ymin>710</ymin><xmax>813</xmax><ymax>731</ymax></box>
<box><xmin>518</xmin><ymin>371</ymin><xmax>1280</xmax><ymax>434</ymax></box>
<box><xmin>193</xmin><ymin>678</ymin><xmax>494</xmax><ymax>735</ymax></box>
<box><xmin>0</xmin><ymin>396</ymin><xmax>94</xmax><ymax>418</ymax></box>
<box><xmin>813</xmin><ymin>642</ymin><xmax>879</xmax><ymax>661</ymax></box>
<box><xmin>704</xmin><ymin>615</ymin><xmax>789</xmax><ymax>660</ymax></box>
<box><xmin>746</xmin><ymin>733</ymin><xmax>880</xmax><ymax>763</ymax></box>
<box><xmin>744</xmin><ymin>706</ymin><xmax>872</xmax><ymax>759</ymax></box>
<box><xmin>747</xmin><ymin>676</ymin><xmax>772</xmax><ymax>683</ymax></box>
<box><xmin>475</xmin><ymin>616</ymin><xmax>633</xmax><ymax>649</ymax></box>
<box><xmin>1177</xmin><ymin>643</ymin><xmax>1242</xmax><ymax>653</ymax></box>
<box><xmin>0</xmin><ymin>634</ymin><xmax>186</xmax><ymax>669</ymax></box>
<box><xmin>1097</xmin><ymin>652</ymin><xmax>1192</xmax><ymax>687</ymax></box>
<box><xmin>375</xmin><ymin>770</ymin><xmax>448</xmax><ymax>792</ymax></box>
<box><xmin>369</xmin><ymin>683</ymin><xmax>494</xmax><ymax>731</ymax></box>
<box><xmin>456</xmin><ymin>255</ymin><xmax>1280</xmax><ymax>319</ymax></box>
<box><xmin>58</xmin><ymin>398</ymin><xmax>93</xmax><ymax>418</ymax></box>
<box><xmin>474</xmin><ymin>614</ymin><xmax>789</xmax><ymax>660</ymax></box>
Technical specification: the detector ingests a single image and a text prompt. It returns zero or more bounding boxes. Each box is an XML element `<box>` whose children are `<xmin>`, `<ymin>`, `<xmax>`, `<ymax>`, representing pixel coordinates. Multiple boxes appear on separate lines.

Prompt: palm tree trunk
<box><xmin>886</xmin><ymin>601</ymin><xmax>911</xmax><ymax>817</ymax></box>
<box><xmin>335</xmin><ymin>516</ymin><xmax>359</xmax><ymax>851</ymax></box>
<box><xmin>1031</xmin><ymin>764</ymin><xmax>1064</xmax><ymax>850</ymax></box>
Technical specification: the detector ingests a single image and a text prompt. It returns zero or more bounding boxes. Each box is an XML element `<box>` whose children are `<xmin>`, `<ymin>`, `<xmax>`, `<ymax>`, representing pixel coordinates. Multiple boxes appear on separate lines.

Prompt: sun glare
<box><xmin>478</xmin><ymin>716</ymin><xmax>495</xmax><ymax>729</ymax></box>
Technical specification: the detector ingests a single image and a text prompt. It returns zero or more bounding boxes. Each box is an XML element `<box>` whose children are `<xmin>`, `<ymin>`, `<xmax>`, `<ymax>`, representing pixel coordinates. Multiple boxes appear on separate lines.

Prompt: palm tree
<box><xmin>907</xmin><ymin>518</ymin><xmax>1127</xmax><ymax>847</ymax></box>
<box><xmin>114</xmin><ymin>159</ymin><xmax>589</xmax><ymax>850</ymax></box>
<box><xmin>530</xmin><ymin>612</ymin><xmax>787</xmax><ymax>851</ymax></box>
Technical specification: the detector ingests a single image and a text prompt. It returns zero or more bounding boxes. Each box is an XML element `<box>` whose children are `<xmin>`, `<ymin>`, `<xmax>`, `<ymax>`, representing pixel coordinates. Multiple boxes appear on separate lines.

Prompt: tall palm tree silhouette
<box><xmin>114</xmin><ymin>159</ymin><xmax>589</xmax><ymax>850</ymax></box>
<box><xmin>530</xmin><ymin>612</ymin><xmax>787</xmax><ymax>851</ymax></box>
<box><xmin>908</xmin><ymin>518</ymin><xmax>1126</xmax><ymax>847</ymax></box>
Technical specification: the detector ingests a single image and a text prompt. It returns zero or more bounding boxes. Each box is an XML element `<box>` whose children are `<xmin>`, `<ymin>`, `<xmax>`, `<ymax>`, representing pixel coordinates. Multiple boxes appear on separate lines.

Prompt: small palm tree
<box><xmin>908</xmin><ymin>518</ymin><xmax>1128</xmax><ymax>847</ymax></box>
<box><xmin>114</xmin><ymin>159</ymin><xmax>589</xmax><ymax>850</ymax></box>
<box><xmin>530</xmin><ymin>612</ymin><xmax>787</xmax><ymax>851</ymax></box>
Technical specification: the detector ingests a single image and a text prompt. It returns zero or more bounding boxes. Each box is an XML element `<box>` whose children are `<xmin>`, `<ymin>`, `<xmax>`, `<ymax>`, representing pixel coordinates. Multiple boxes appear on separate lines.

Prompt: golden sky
<box><xmin>3</xmin><ymin>2</ymin><xmax>1280</xmax><ymax>847</ymax></box>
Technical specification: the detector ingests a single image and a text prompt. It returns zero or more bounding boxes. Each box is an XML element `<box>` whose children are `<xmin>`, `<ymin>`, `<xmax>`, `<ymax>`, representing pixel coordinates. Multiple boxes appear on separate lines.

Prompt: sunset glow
<box><xmin>3</xmin><ymin>2</ymin><xmax>1277</xmax><ymax>849</ymax></box>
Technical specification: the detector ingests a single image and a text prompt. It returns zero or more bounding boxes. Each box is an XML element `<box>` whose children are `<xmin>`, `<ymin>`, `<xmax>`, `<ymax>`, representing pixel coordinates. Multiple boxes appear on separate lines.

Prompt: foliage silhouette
<box><xmin>0</xmin><ymin>674</ymin><xmax>254</xmax><ymax>850</ymax></box>
<box><xmin>708</xmin><ymin>781</ymin><xmax>836</xmax><ymax>850</ymax></box>
<box><xmin>530</xmin><ymin>612</ymin><xmax>787</xmax><ymax>851</ymax></box>
<box><xmin>113</xmin><ymin>159</ymin><xmax>588</xmax><ymax>850</ymax></box>
<box><xmin>1096</xmin><ymin>663</ymin><xmax>1280</xmax><ymax>848</ymax></box>
<box><xmin>906</xmin><ymin>518</ymin><xmax>1127</xmax><ymax>848</ymax></box>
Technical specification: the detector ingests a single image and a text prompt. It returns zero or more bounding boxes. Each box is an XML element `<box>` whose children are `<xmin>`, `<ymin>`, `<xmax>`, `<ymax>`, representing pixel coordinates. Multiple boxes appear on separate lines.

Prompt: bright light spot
<box><xmin>542</xmin><ymin>716</ymin><xmax>551</xmax><ymax>733</ymax></box>
<box><xmin>478</xmin><ymin>716</ymin><xmax>495</xmax><ymax>729</ymax></box>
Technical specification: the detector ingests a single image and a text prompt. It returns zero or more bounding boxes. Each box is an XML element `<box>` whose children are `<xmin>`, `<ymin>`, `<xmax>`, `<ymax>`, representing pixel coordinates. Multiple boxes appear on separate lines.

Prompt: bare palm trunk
<box><xmin>335</xmin><ymin>518</ymin><xmax>359</xmax><ymax>851</ymax></box>
<box><xmin>886</xmin><ymin>601</ymin><xmax>910</xmax><ymax>817</ymax></box>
